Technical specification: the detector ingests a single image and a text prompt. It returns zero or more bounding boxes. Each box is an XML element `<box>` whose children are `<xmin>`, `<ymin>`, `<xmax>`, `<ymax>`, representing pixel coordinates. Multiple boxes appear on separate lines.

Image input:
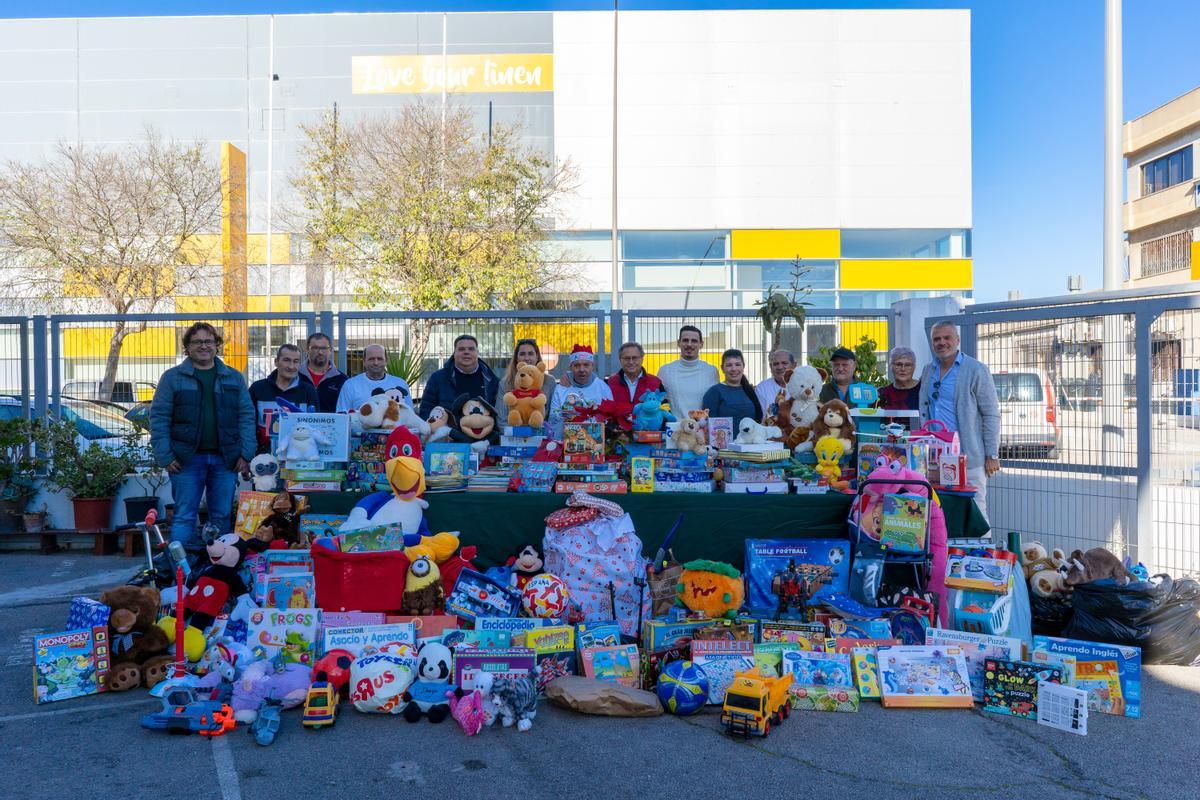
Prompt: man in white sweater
<box><xmin>657</xmin><ymin>325</ymin><xmax>719</xmax><ymax>419</ymax></box>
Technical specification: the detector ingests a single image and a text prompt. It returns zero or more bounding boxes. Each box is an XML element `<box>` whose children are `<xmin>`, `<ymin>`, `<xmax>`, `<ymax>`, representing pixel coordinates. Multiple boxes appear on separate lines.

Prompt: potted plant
<box><xmin>123</xmin><ymin>431</ymin><xmax>166</xmax><ymax>525</ymax></box>
<box><xmin>22</xmin><ymin>504</ymin><xmax>49</xmax><ymax>533</ymax></box>
<box><xmin>0</xmin><ymin>416</ymin><xmax>46</xmax><ymax>532</ymax></box>
<box><xmin>39</xmin><ymin>418</ymin><xmax>136</xmax><ymax>532</ymax></box>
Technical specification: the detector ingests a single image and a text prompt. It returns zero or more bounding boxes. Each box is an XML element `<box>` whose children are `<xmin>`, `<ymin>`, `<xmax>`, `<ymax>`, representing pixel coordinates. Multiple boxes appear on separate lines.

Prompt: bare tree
<box><xmin>289</xmin><ymin>101</ymin><xmax>579</xmax><ymax>353</ymax></box>
<box><xmin>0</xmin><ymin>132</ymin><xmax>222</xmax><ymax>400</ymax></box>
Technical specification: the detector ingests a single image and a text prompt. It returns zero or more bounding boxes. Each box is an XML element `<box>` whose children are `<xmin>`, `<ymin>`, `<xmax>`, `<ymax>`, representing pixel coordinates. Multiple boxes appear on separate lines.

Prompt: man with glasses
<box><xmin>919</xmin><ymin>321</ymin><xmax>1001</xmax><ymax>520</ymax></box>
<box><xmin>605</xmin><ymin>342</ymin><xmax>662</xmax><ymax>410</ymax></box>
<box><xmin>303</xmin><ymin>332</ymin><xmax>347</xmax><ymax>413</ymax></box>
<box><xmin>149</xmin><ymin>322</ymin><xmax>255</xmax><ymax>560</ymax></box>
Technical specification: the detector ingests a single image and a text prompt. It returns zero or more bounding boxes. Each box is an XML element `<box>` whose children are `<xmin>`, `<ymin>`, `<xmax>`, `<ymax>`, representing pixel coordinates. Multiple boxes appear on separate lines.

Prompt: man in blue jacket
<box><xmin>150</xmin><ymin>323</ymin><xmax>256</xmax><ymax>557</ymax></box>
<box><xmin>418</xmin><ymin>334</ymin><xmax>499</xmax><ymax>419</ymax></box>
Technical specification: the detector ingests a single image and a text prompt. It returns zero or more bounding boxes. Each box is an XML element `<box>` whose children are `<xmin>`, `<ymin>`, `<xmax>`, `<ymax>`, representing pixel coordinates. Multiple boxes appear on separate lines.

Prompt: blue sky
<box><xmin>6</xmin><ymin>0</ymin><xmax>1199</xmax><ymax>302</ymax></box>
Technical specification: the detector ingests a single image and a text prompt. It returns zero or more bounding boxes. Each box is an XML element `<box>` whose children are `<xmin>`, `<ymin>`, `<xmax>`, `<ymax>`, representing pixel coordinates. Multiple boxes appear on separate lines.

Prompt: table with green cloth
<box><xmin>305</xmin><ymin>491</ymin><xmax>989</xmax><ymax>570</ymax></box>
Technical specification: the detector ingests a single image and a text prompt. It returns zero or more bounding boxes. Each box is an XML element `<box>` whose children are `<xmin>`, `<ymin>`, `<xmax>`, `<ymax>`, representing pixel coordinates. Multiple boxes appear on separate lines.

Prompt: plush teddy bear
<box><xmin>810</xmin><ymin>399</ymin><xmax>855</xmax><ymax>453</ymax></box>
<box><xmin>774</xmin><ymin>396</ymin><xmax>814</xmax><ymax>453</ymax></box>
<box><xmin>1065</xmin><ymin>548</ymin><xmax>1134</xmax><ymax>587</ymax></box>
<box><xmin>504</xmin><ymin>361</ymin><xmax>549</xmax><ymax>428</ymax></box>
<box><xmin>783</xmin><ymin>366</ymin><xmax>823</xmax><ymax>452</ymax></box>
<box><xmin>1029</xmin><ymin>569</ymin><xmax>1069</xmax><ymax>598</ymax></box>
<box><xmin>1019</xmin><ymin>541</ymin><xmax>1068</xmax><ymax>581</ymax></box>
<box><xmin>230</xmin><ymin>660</ymin><xmax>311</xmax><ymax>723</ymax></box>
<box><xmin>99</xmin><ymin>585</ymin><xmax>173</xmax><ymax>691</ymax></box>
<box><xmin>669</xmin><ymin>416</ymin><xmax>707</xmax><ymax>455</ymax></box>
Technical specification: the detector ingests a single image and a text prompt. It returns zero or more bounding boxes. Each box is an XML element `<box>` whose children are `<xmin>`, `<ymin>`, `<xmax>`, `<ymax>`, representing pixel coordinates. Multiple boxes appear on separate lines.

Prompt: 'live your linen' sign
<box><xmin>352</xmin><ymin>53</ymin><xmax>553</xmax><ymax>95</ymax></box>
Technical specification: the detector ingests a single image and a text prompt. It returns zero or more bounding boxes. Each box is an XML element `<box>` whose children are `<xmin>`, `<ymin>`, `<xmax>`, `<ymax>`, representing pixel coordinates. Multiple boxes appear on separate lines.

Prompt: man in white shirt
<box><xmin>657</xmin><ymin>325</ymin><xmax>719</xmax><ymax>419</ymax></box>
<box><xmin>547</xmin><ymin>344</ymin><xmax>613</xmax><ymax>439</ymax></box>
<box><xmin>755</xmin><ymin>349</ymin><xmax>795</xmax><ymax>420</ymax></box>
<box><xmin>335</xmin><ymin>343</ymin><xmax>413</xmax><ymax>412</ymax></box>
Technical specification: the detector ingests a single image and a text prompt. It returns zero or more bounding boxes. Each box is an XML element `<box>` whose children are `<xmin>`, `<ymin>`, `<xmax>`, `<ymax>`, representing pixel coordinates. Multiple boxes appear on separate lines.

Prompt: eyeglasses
<box><xmin>189</xmin><ymin>339</ymin><xmax>216</xmax><ymax>347</ymax></box>
<box><xmin>308</xmin><ymin>344</ymin><xmax>330</xmax><ymax>351</ymax></box>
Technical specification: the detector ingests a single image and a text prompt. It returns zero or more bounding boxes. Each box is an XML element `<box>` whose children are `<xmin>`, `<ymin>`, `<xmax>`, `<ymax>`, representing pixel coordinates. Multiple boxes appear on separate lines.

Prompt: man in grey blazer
<box><xmin>919</xmin><ymin>321</ymin><xmax>1001</xmax><ymax>521</ymax></box>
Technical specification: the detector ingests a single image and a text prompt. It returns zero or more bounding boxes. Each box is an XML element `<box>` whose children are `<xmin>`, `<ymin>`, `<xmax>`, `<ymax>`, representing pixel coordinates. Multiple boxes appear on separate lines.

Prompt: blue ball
<box><xmin>656</xmin><ymin>660</ymin><xmax>710</xmax><ymax>716</ymax></box>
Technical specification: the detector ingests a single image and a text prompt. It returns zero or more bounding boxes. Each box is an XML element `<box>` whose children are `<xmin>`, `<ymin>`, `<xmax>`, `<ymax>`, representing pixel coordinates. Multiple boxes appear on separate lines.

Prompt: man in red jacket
<box><xmin>606</xmin><ymin>342</ymin><xmax>663</xmax><ymax>411</ymax></box>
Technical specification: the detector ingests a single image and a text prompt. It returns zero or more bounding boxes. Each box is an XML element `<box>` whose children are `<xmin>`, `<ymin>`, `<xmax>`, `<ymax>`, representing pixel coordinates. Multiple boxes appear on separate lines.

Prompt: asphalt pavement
<box><xmin>1</xmin><ymin>552</ymin><xmax>1198</xmax><ymax>800</ymax></box>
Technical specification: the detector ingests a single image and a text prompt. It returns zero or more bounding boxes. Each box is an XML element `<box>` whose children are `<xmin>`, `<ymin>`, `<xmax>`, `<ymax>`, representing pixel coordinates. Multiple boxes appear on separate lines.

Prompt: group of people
<box><xmin>148</xmin><ymin>319</ymin><xmax>1000</xmax><ymax>559</ymax></box>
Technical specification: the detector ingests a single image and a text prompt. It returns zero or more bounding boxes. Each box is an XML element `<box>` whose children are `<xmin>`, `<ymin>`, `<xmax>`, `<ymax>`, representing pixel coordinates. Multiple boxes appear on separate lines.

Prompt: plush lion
<box><xmin>504</xmin><ymin>361</ymin><xmax>548</xmax><ymax>428</ymax></box>
<box><xmin>810</xmin><ymin>399</ymin><xmax>855</xmax><ymax>453</ymax></box>
<box><xmin>99</xmin><ymin>585</ymin><xmax>173</xmax><ymax>691</ymax></box>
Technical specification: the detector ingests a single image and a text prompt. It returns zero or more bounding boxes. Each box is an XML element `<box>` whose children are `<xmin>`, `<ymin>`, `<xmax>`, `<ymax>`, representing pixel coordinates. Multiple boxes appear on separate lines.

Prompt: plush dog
<box><xmin>425</xmin><ymin>406</ymin><xmax>454</xmax><ymax>444</ymax></box>
<box><xmin>504</xmin><ymin>361</ymin><xmax>549</xmax><ymax>428</ymax></box>
<box><xmin>1065</xmin><ymin>548</ymin><xmax>1134</xmax><ymax>587</ymax></box>
<box><xmin>810</xmin><ymin>399</ymin><xmax>855</xmax><ymax>453</ymax></box>
<box><xmin>734</xmin><ymin>418</ymin><xmax>783</xmax><ymax>445</ymax></box>
<box><xmin>354</xmin><ymin>395</ymin><xmax>403</xmax><ymax>431</ymax></box>
<box><xmin>669</xmin><ymin>416</ymin><xmax>707</xmax><ymax>455</ymax></box>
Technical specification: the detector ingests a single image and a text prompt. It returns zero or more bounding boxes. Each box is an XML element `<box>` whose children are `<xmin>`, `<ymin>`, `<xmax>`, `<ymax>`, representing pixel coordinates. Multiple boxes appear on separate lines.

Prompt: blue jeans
<box><xmin>169</xmin><ymin>453</ymin><xmax>238</xmax><ymax>551</ymax></box>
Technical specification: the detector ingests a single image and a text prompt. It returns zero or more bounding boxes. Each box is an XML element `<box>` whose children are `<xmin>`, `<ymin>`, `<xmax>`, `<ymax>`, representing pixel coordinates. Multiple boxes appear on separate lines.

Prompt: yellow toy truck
<box><xmin>721</xmin><ymin>670</ymin><xmax>793</xmax><ymax>737</ymax></box>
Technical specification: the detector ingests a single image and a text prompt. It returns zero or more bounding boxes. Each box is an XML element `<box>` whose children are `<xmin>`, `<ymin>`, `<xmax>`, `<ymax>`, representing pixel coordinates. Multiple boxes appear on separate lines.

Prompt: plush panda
<box><xmin>401</xmin><ymin>642</ymin><xmax>453</xmax><ymax>723</ymax></box>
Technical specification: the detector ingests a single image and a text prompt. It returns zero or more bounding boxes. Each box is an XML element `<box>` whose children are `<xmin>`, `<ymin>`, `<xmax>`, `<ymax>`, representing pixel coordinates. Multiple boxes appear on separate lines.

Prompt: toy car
<box><xmin>250</xmin><ymin>699</ymin><xmax>282</xmax><ymax>746</ymax></box>
<box><xmin>302</xmin><ymin>681</ymin><xmax>337</xmax><ymax>729</ymax></box>
<box><xmin>140</xmin><ymin>685</ymin><xmax>236</xmax><ymax>736</ymax></box>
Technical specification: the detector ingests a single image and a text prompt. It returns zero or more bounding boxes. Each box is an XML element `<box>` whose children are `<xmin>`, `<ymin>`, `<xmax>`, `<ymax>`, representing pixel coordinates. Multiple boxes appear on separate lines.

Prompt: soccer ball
<box><xmin>656</xmin><ymin>660</ymin><xmax>710</xmax><ymax>716</ymax></box>
<box><xmin>521</xmin><ymin>573</ymin><xmax>570</xmax><ymax>619</ymax></box>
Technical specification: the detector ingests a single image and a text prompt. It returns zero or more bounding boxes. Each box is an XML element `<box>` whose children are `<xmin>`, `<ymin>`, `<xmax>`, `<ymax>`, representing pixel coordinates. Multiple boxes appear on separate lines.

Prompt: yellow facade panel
<box><xmin>182</xmin><ymin>233</ymin><xmax>290</xmax><ymax>266</ymax></box>
<box><xmin>63</xmin><ymin>327</ymin><xmax>176</xmax><ymax>359</ymax></box>
<box><xmin>731</xmin><ymin>229</ymin><xmax>841</xmax><ymax>260</ymax></box>
<box><xmin>839</xmin><ymin>320</ymin><xmax>889</xmax><ymax>351</ymax></box>
<box><xmin>175</xmin><ymin>295</ymin><xmax>291</xmax><ymax>313</ymax></box>
<box><xmin>840</xmin><ymin>259</ymin><xmax>972</xmax><ymax>291</ymax></box>
<box><xmin>1192</xmin><ymin>241</ymin><xmax>1200</xmax><ymax>280</ymax></box>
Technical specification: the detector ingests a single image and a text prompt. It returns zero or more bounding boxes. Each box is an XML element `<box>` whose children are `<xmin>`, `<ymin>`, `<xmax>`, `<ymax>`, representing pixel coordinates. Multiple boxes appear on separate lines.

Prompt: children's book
<box><xmin>760</xmin><ymin>621</ymin><xmax>827</xmax><ymax>650</ymax></box>
<box><xmin>576</xmin><ymin>620</ymin><xmax>624</xmax><ymax>651</ymax></box>
<box><xmin>707</xmin><ymin>417</ymin><xmax>733</xmax><ymax>451</ymax></box>
<box><xmin>321</xmin><ymin>622</ymin><xmax>417</xmax><ymax>658</ymax></box>
<box><xmin>877</xmin><ymin>645</ymin><xmax>974</xmax><ymax>708</ymax></box>
<box><xmin>278</xmin><ymin>411</ymin><xmax>351</xmax><ymax>462</ymax></box>
<box><xmin>33</xmin><ymin>627</ymin><xmax>110</xmax><ymax>704</ymax></box>
<box><xmin>753</xmin><ymin>642</ymin><xmax>801</xmax><ymax>676</ymax></box>
<box><xmin>339</xmin><ymin>525</ymin><xmax>406</xmax><ymax>553</ymax></box>
<box><xmin>580</xmin><ymin>644</ymin><xmax>640</xmax><ymax>687</ymax></box>
<box><xmin>246</xmin><ymin>608</ymin><xmax>320</xmax><ymax>667</ymax></box>
<box><xmin>522</xmin><ymin>626</ymin><xmax>575</xmax><ymax>653</ymax></box>
<box><xmin>1037</xmin><ymin>681</ymin><xmax>1088</xmax><ymax>736</ymax></box>
<box><xmin>780</xmin><ymin>651</ymin><xmax>854</xmax><ymax>688</ymax></box>
<box><xmin>691</xmin><ymin>639</ymin><xmax>755</xmax><ymax>704</ymax></box>
<box><xmin>944</xmin><ymin>554</ymin><xmax>1012</xmax><ymax>594</ymax></box>
<box><xmin>879</xmin><ymin>493</ymin><xmax>928</xmax><ymax>553</ymax></box>
<box><xmin>235</xmin><ymin>490</ymin><xmax>277</xmax><ymax>537</ymax></box>
<box><xmin>1032</xmin><ymin>636</ymin><xmax>1141</xmax><ymax>718</ymax></box>
<box><xmin>926</xmin><ymin>628</ymin><xmax>1022</xmax><ymax>702</ymax></box>
<box><xmin>424</xmin><ymin>442</ymin><xmax>473</xmax><ymax>480</ymax></box>
<box><xmin>264</xmin><ymin>572</ymin><xmax>315</xmax><ymax>610</ymax></box>
<box><xmin>385</xmin><ymin>615</ymin><xmax>459</xmax><ymax>644</ymax></box>
<box><xmin>476</xmin><ymin>617</ymin><xmax>546</xmax><ymax>637</ymax></box>
<box><xmin>445</xmin><ymin>569</ymin><xmax>522</xmax><ymax>623</ymax></box>
<box><xmin>982</xmin><ymin>659</ymin><xmax>1063</xmax><ymax>719</ymax></box>
<box><xmin>454</xmin><ymin>648</ymin><xmax>536</xmax><ymax>693</ymax></box>
<box><xmin>323</xmin><ymin>612</ymin><xmax>386</xmax><ymax>628</ymax></box>
<box><xmin>630</xmin><ymin>456</ymin><xmax>654</xmax><ymax>493</ymax></box>
<box><xmin>563</xmin><ymin>422</ymin><xmax>605</xmax><ymax>463</ymax></box>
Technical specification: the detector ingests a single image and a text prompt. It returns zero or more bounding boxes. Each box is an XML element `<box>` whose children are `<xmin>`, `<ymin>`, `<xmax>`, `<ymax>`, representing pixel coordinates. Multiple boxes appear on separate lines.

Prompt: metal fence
<box><xmin>944</xmin><ymin>286</ymin><xmax>1200</xmax><ymax>576</ymax></box>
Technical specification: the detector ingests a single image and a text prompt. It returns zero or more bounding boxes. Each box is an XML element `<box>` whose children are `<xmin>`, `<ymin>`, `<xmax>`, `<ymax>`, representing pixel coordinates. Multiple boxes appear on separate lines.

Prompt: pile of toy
<box><xmin>34</xmin><ymin>418</ymin><xmax>1174</xmax><ymax>743</ymax></box>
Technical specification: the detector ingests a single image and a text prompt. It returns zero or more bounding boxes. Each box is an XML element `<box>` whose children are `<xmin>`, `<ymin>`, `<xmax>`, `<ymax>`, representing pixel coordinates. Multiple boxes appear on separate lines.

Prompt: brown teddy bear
<box><xmin>671</xmin><ymin>416</ymin><xmax>707</xmax><ymax>455</ymax></box>
<box><xmin>504</xmin><ymin>361</ymin><xmax>549</xmax><ymax>428</ymax></box>
<box><xmin>810</xmin><ymin>399</ymin><xmax>855</xmax><ymax>454</ymax></box>
<box><xmin>99</xmin><ymin>585</ymin><xmax>173</xmax><ymax>691</ymax></box>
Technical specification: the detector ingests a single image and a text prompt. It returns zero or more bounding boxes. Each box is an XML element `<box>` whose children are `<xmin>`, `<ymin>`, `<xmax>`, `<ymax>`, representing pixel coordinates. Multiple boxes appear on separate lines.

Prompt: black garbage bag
<box><xmin>1064</xmin><ymin>575</ymin><xmax>1200</xmax><ymax>665</ymax></box>
<box><xmin>1029</xmin><ymin>591</ymin><xmax>1074</xmax><ymax>638</ymax></box>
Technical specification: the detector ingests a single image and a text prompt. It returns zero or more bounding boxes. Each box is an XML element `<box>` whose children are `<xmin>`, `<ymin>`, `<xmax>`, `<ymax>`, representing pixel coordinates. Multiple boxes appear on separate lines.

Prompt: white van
<box><xmin>994</xmin><ymin>369</ymin><xmax>1060</xmax><ymax>459</ymax></box>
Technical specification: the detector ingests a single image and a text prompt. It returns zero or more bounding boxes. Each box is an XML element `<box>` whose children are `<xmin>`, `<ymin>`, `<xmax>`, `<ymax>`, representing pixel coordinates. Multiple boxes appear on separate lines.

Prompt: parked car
<box><xmin>0</xmin><ymin>396</ymin><xmax>148</xmax><ymax>454</ymax></box>
<box><xmin>994</xmin><ymin>369</ymin><xmax>1060</xmax><ymax>459</ymax></box>
<box><xmin>61</xmin><ymin>380</ymin><xmax>156</xmax><ymax>409</ymax></box>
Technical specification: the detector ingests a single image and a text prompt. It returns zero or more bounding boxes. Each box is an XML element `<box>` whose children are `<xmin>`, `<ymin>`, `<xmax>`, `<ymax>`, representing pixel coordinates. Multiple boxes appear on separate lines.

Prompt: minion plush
<box><xmin>402</xmin><ymin>555</ymin><xmax>445</xmax><ymax>616</ymax></box>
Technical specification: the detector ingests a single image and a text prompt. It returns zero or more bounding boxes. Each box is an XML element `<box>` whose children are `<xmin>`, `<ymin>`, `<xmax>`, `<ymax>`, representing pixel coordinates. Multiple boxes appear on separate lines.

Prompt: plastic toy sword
<box><xmin>173</xmin><ymin>565</ymin><xmax>186</xmax><ymax>678</ymax></box>
<box><xmin>652</xmin><ymin>514</ymin><xmax>684</xmax><ymax>574</ymax></box>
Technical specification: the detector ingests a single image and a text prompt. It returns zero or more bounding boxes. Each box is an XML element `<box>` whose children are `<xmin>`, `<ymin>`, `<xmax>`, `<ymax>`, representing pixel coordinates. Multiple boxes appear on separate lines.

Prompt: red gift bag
<box><xmin>312</xmin><ymin>546</ymin><xmax>409</xmax><ymax>613</ymax></box>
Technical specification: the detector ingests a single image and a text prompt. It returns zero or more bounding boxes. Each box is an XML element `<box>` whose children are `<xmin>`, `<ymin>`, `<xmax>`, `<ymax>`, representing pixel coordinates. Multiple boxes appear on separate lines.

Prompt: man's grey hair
<box><xmin>363</xmin><ymin>343</ymin><xmax>387</xmax><ymax>357</ymax></box>
<box><xmin>768</xmin><ymin>349</ymin><xmax>796</xmax><ymax>364</ymax></box>
<box><xmin>889</xmin><ymin>346</ymin><xmax>917</xmax><ymax>366</ymax></box>
<box><xmin>930</xmin><ymin>320</ymin><xmax>960</xmax><ymax>336</ymax></box>
<box><xmin>618</xmin><ymin>341</ymin><xmax>645</xmax><ymax>357</ymax></box>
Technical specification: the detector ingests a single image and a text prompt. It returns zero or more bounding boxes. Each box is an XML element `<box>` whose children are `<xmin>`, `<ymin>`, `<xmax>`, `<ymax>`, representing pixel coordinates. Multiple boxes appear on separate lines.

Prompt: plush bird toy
<box><xmin>340</xmin><ymin>427</ymin><xmax>429</xmax><ymax>534</ymax></box>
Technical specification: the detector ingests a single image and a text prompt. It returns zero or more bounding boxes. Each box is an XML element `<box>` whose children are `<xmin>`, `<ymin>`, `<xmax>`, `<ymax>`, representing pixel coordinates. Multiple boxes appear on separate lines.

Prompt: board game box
<box><xmin>453</xmin><ymin>648</ymin><xmax>537</xmax><ymax>692</ymax></box>
<box><xmin>744</xmin><ymin>539</ymin><xmax>851</xmax><ymax>611</ymax></box>
<box><xmin>580</xmin><ymin>644</ymin><xmax>640</xmax><ymax>687</ymax></box>
<box><xmin>445</xmin><ymin>569</ymin><xmax>522</xmax><ymax>623</ymax></box>
<box><xmin>926</xmin><ymin>628</ymin><xmax>1022</xmax><ymax>702</ymax></box>
<box><xmin>877</xmin><ymin>645</ymin><xmax>974</xmax><ymax>708</ymax></box>
<box><xmin>982</xmin><ymin>659</ymin><xmax>1063</xmax><ymax>719</ymax></box>
<box><xmin>246</xmin><ymin>608</ymin><xmax>320</xmax><ymax>667</ymax></box>
<box><xmin>33</xmin><ymin>627</ymin><xmax>110</xmax><ymax>704</ymax></box>
<box><xmin>780</xmin><ymin>651</ymin><xmax>854</xmax><ymax>688</ymax></box>
<box><xmin>691</xmin><ymin>639</ymin><xmax>755</xmax><ymax>704</ymax></box>
<box><xmin>321</xmin><ymin>622</ymin><xmax>417</xmax><ymax>658</ymax></box>
<box><xmin>1032</xmin><ymin>636</ymin><xmax>1141</xmax><ymax>718</ymax></box>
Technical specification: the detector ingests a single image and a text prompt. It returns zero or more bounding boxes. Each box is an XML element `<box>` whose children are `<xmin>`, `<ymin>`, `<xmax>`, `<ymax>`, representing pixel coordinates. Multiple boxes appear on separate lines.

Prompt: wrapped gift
<box><xmin>67</xmin><ymin>596</ymin><xmax>110</xmax><ymax>630</ymax></box>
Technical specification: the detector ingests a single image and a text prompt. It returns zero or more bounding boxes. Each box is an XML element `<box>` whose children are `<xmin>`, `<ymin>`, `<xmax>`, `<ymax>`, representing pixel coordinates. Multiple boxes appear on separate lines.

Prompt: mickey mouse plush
<box><xmin>449</xmin><ymin>394</ymin><xmax>500</xmax><ymax>456</ymax></box>
<box><xmin>507</xmin><ymin>544</ymin><xmax>544</xmax><ymax>590</ymax></box>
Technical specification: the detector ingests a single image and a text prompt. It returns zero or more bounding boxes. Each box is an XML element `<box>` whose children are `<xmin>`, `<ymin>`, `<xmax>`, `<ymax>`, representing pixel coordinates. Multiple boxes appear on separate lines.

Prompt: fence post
<box><xmin>336</xmin><ymin>313</ymin><xmax>348</xmax><ymax>375</ymax></box>
<box><xmin>49</xmin><ymin>317</ymin><xmax>61</xmax><ymax>420</ymax></box>
<box><xmin>318</xmin><ymin>310</ymin><xmax>334</xmax><ymax>340</ymax></box>
<box><xmin>608</xmin><ymin>310</ymin><xmax>623</xmax><ymax>377</ymax></box>
<box><xmin>1134</xmin><ymin>310</ymin><xmax>1156</xmax><ymax>571</ymax></box>
<box><xmin>32</xmin><ymin>316</ymin><xmax>48</xmax><ymax>420</ymax></box>
<box><xmin>959</xmin><ymin>319</ymin><xmax>977</xmax><ymax>359</ymax></box>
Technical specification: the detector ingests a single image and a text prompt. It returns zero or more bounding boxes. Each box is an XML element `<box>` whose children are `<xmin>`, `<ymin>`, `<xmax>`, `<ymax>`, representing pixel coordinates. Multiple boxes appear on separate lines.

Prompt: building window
<box><xmin>622</xmin><ymin>231</ymin><xmax>728</xmax><ymax>261</ymax></box>
<box><xmin>1141</xmin><ymin>146</ymin><xmax>1193</xmax><ymax>196</ymax></box>
<box><xmin>840</xmin><ymin>229</ymin><xmax>971</xmax><ymax>259</ymax></box>
<box><xmin>1139</xmin><ymin>230</ymin><xmax>1193</xmax><ymax>278</ymax></box>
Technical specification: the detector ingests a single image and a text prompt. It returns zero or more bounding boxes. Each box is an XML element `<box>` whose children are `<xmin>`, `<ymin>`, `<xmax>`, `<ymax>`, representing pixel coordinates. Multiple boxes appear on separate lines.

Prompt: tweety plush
<box><xmin>813</xmin><ymin>436</ymin><xmax>845</xmax><ymax>484</ymax></box>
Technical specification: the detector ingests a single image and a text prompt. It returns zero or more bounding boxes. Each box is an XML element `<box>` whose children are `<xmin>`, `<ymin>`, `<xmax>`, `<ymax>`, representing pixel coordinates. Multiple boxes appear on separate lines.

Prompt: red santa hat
<box><xmin>568</xmin><ymin>344</ymin><xmax>595</xmax><ymax>364</ymax></box>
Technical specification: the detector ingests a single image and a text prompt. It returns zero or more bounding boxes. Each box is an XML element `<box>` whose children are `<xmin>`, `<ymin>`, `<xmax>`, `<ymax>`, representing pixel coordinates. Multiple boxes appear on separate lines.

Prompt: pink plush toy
<box><xmin>446</xmin><ymin>688</ymin><xmax>486</xmax><ymax>736</ymax></box>
<box><xmin>856</xmin><ymin>459</ymin><xmax>950</xmax><ymax>626</ymax></box>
